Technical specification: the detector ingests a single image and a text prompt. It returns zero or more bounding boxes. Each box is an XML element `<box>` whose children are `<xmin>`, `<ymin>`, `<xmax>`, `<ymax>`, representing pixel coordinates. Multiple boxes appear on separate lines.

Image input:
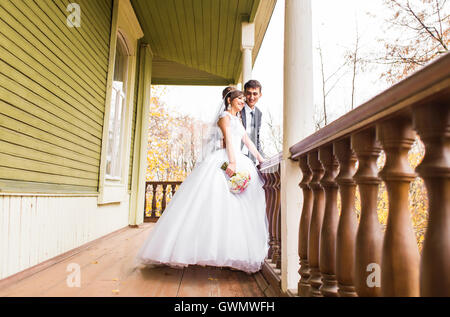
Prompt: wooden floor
<box><xmin>0</xmin><ymin>223</ymin><xmax>265</xmax><ymax>297</ymax></box>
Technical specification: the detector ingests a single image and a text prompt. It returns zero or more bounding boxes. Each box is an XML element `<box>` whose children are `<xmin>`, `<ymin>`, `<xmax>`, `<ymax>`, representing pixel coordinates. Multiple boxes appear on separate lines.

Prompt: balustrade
<box><xmin>259</xmin><ymin>154</ymin><xmax>283</xmax><ymax>294</ymax></box>
<box><xmin>143</xmin><ymin>181</ymin><xmax>182</xmax><ymax>222</ymax></box>
<box><xmin>285</xmin><ymin>54</ymin><xmax>449</xmax><ymax>297</ymax></box>
<box><xmin>260</xmin><ymin>155</ymin><xmax>282</xmax><ymax>269</ymax></box>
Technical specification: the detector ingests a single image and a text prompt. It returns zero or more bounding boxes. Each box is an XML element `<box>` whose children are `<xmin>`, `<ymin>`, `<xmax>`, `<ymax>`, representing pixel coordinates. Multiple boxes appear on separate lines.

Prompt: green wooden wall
<box><xmin>0</xmin><ymin>0</ymin><xmax>113</xmax><ymax>192</ymax></box>
<box><xmin>128</xmin><ymin>41</ymin><xmax>139</xmax><ymax>191</ymax></box>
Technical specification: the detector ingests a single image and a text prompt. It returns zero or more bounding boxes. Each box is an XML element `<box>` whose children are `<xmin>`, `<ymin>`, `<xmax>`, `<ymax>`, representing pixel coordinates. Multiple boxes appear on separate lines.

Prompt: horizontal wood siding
<box><xmin>129</xmin><ymin>103</ymin><xmax>138</xmax><ymax>191</ymax></box>
<box><xmin>128</xmin><ymin>42</ymin><xmax>141</xmax><ymax>191</ymax></box>
<box><xmin>0</xmin><ymin>194</ymin><xmax>130</xmax><ymax>280</ymax></box>
<box><xmin>0</xmin><ymin>0</ymin><xmax>113</xmax><ymax>192</ymax></box>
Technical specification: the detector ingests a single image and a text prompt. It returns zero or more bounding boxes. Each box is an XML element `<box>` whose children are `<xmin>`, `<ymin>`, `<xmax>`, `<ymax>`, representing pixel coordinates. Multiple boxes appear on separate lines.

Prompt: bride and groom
<box><xmin>136</xmin><ymin>80</ymin><xmax>268</xmax><ymax>274</ymax></box>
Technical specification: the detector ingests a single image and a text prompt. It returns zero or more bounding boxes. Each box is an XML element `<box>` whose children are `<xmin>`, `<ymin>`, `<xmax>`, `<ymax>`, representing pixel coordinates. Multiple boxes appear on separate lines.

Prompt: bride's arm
<box><xmin>242</xmin><ymin>133</ymin><xmax>265</xmax><ymax>164</ymax></box>
<box><xmin>218</xmin><ymin>116</ymin><xmax>236</xmax><ymax>176</ymax></box>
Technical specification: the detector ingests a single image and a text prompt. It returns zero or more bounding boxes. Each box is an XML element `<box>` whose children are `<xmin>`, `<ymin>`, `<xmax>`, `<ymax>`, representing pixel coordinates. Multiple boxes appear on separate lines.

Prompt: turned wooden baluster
<box><xmin>306</xmin><ymin>150</ymin><xmax>326</xmax><ymax>297</ymax></box>
<box><xmin>151</xmin><ymin>184</ymin><xmax>157</xmax><ymax>218</ymax></box>
<box><xmin>171</xmin><ymin>184</ymin><xmax>177</xmax><ymax>197</ymax></box>
<box><xmin>269</xmin><ymin>173</ymin><xmax>277</xmax><ymax>263</ymax></box>
<box><xmin>261</xmin><ymin>172</ymin><xmax>269</xmax><ymax>255</ymax></box>
<box><xmin>161</xmin><ymin>184</ymin><xmax>168</xmax><ymax>213</ymax></box>
<box><xmin>270</xmin><ymin>172</ymin><xmax>280</xmax><ymax>264</ymax></box>
<box><xmin>144</xmin><ymin>183</ymin><xmax>150</xmax><ymax>217</ymax></box>
<box><xmin>334</xmin><ymin>138</ymin><xmax>358</xmax><ymax>297</ymax></box>
<box><xmin>273</xmin><ymin>170</ymin><xmax>282</xmax><ymax>269</ymax></box>
<box><xmin>377</xmin><ymin>116</ymin><xmax>420</xmax><ymax>296</ymax></box>
<box><xmin>263</xmin><ymin>172</ymin><xmax>275</xmax><ymax>258</ymax></box>
<box><xmin>319</xmin><ymin>145</ymin><xmax>340</xmax><ymax>297</ymax></box>
<box><xmin>351</xmin><ymin>128</ymin><xmax>383</xmax><ymax>297</ymax></box>
<box><xmin>298</xmin><ymin>155</ymin><xmax>313</xmax><ymax>297</ymax></box>
<box><xmin>413</xmin><ymin>103</ymin><xmax>450</xmax><ymax>297</ymax></box>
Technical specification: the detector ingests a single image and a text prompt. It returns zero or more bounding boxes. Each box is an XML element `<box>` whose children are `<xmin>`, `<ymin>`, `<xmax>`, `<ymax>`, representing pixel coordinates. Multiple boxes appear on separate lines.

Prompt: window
<box><xmin>98</xmin><ymin>0</ymin><xmax>143</xmax><ymax>205</ymax></box>
<box><xmin>106</xmin><ymin>34</ymin><xmax>129</xmax><ymax>180</ymax></box>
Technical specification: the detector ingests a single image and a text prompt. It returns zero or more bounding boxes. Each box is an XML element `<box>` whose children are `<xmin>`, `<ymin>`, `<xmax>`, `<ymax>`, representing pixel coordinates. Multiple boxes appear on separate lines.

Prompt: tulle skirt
<box><xmin>135</xmin><ymin>149</ymin><xmax>269</xmax><ymax>273</ymax></box>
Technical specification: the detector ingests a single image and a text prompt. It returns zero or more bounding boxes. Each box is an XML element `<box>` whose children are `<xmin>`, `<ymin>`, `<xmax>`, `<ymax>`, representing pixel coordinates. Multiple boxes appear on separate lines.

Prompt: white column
<box><xmin>129</xmin><ymin>44</ymin><xmax>152</xmax><ymax>226</ymax></box>
<box><xmin>241</xmin><ymin>22</ymin><xmax>255</xmax><ymax>85</ymax></box>
<box><xmin>281</xmin><ymin>0</ymin><xmax>314</xmax><ymax>292</ymax></box>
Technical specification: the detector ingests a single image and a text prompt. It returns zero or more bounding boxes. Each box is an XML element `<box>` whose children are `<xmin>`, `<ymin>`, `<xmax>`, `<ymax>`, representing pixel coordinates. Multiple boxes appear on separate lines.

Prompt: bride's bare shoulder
<box><xmin>219</xmin><ymin>111</ymin><xmax>232</xmax><ymax>119</ymax></box>
<box><xmin>218</xmin><ymin>112</ymin><xmax>232</xmax><ymax>123</ymax></box>
<box><xmin>218</xmin><ymin>113</ymin><xmax>231</xmax><ymax>127</ymax></box>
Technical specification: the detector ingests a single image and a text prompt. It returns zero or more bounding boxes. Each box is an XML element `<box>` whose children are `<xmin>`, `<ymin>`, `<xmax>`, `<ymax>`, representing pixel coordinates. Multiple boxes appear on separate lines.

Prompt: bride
<box><xmin>135</xmin><ymin>89</ymin><xmax>269</xmax><ymax>274</ymax></box>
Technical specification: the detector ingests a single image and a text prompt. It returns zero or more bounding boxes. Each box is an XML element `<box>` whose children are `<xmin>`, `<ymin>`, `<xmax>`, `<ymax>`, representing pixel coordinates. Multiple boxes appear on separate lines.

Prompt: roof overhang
<box><xmin>131</xmin><ymin>0</ymin><xmax>277</xmax><ymax>85</ymax></box>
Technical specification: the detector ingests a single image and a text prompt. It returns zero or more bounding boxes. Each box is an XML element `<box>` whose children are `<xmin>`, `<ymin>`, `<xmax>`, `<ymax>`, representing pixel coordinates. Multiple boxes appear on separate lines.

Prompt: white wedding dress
<box><xmin>136</xmin><ymin>111</ymin><xmax>269</xmax><ymax>273</ymax></box>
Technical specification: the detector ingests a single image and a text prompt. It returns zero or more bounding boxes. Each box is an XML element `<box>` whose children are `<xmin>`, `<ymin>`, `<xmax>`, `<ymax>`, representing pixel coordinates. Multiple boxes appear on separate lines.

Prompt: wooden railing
<box><xmin>259</xmin><ymin>153</ymin><xmax>283</xmax><ymax>295</ymax></box>
<box><xmin>143</xmin><ymin>181</ymin><xmax>183</xmax><ymax>222</ymax></box>
<box><xmin>288</xmin><ymin>53</ymin><xmax>449</xmax><ymax>297</ymax></box>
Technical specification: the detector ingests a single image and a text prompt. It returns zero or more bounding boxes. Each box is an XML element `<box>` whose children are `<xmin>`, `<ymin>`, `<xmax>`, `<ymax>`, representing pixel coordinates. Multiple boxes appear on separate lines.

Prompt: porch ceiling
<box><xmin>131</xmin><ymin>0</ymin><xmax>277</xmax><ymax>85</ymax></box>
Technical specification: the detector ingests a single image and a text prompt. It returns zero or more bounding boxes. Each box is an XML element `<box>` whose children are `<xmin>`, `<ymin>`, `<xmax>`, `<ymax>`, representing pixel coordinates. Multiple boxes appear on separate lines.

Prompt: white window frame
<box><xmin>105</xmin><ymin>58</ymin><xmax>128</xmax><ymax>181</ymax></box>
<box><xmin>98</xmin><ymin>0</ymin><xmax>143</xmax><ymax>205</ymax></box>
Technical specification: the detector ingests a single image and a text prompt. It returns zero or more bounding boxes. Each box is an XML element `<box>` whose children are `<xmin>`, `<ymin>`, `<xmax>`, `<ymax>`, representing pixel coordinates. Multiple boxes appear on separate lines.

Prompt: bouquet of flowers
<box><xmin>221</xmin><ymin>162</ymin><xmax>251</xmax><ymax>194</ymax></box>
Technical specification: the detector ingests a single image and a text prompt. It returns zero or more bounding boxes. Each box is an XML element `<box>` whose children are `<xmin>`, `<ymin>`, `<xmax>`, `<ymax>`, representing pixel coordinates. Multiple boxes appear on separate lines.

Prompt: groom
<box><xmin>241</xmin><ymin>80</ymin><xmax>264</xmax><ymax>164</ymax></box>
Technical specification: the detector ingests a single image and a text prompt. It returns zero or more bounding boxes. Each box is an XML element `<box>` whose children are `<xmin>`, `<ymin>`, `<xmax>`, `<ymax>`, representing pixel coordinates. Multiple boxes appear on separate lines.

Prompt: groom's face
<box><xmin>245</xmin><ymin>88</ymin><xmax>262</xmax><ymax>109</ymax></box>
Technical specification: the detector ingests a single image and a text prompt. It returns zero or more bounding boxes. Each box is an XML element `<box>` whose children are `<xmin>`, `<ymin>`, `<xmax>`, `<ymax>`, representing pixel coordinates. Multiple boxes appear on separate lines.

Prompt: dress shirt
<box><xmin>242</xmin><ymin>104</ymin><xmax>255</xmax><ymax>155</ymax></box>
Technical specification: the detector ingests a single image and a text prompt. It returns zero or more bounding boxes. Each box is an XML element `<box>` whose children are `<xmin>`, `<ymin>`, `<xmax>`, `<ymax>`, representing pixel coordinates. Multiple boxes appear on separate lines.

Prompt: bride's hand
<box><xmin>226</xmin><ymin>162</ymin><xmax>236</xmax><ymax>177</ymax></box>
<box><xmin>258</xmin><ymin>156</ymin><xmax>266</xmax><ymax>164</ymax></box>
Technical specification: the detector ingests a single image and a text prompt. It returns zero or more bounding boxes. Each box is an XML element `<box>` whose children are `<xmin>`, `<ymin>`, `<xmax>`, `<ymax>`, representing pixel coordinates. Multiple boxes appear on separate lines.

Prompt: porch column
<box><xmin>241</xmin><ymin>22</ymin><xmax>255</xmax><ymax>85</ymax></box>
<box><xmin>129</xmin><ymin>44</ymin><xmax>152</xmax><ymax>226</ymax></box>
<box><xmin>281</xmin><ymin>0</ymin><xmax>314</xmax><ymax>292</ymax></box>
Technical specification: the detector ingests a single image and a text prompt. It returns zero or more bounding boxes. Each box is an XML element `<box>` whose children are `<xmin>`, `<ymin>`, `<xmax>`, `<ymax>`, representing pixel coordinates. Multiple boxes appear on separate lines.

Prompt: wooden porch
<box><xmin>0</xmin><ymin>223</ymin><xmax>270</xmax><ymax>297</ymax></box>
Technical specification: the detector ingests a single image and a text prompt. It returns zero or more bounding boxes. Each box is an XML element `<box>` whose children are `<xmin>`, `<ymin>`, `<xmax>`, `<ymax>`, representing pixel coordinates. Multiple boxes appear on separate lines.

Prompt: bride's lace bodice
<box><xmin>219</xmin><ymin>111</ymin><xmax>245</xmax><ymax>154</ymax></box>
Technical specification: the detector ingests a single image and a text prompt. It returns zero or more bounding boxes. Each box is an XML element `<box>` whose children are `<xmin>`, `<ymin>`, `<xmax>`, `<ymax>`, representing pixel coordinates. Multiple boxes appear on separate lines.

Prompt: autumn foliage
<box><xmin>146</xmin><ymin>86</ymin><xmax>201</xmax><ymax>182</ymax></box>
<box><xmin>145</xmin><ymin>86</ymin><xmax>204</xmax><ymax>216</ymax></box>
<box><xmin>378</xmin><ymin>0</ymin><xmax>449</xmax><ymax>83</ymax></box>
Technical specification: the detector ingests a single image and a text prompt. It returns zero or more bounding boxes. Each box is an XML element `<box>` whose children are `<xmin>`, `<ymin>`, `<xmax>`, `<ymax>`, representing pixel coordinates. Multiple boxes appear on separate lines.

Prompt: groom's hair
<box><xmin>244</xmin><ymin>80</ymin><xmax>262</xmax><ymax>93</ymax></box>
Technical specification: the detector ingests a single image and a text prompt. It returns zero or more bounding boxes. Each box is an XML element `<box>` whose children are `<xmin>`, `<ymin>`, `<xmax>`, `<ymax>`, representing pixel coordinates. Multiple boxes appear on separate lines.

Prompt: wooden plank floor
<box><xmin>0</xmin><ymin>223</ymin><xmax>265</xmax><ymax>297</ymax></box>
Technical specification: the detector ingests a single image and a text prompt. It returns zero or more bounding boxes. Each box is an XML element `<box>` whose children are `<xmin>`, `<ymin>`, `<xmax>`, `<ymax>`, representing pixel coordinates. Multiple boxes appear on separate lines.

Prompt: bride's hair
<box><xmin>222</xmin><ymin>86</ymin><xmax>236</xmax><ymax>99</ymax></box>
<box><xmin>225</xmin><ymin>90</ymin><xmax>244</xmax><ymax>109</ymax></box>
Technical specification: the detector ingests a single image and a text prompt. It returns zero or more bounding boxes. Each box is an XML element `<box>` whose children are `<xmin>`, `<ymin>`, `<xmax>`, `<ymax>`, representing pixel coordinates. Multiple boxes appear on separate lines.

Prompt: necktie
<box><xmin>249</xmin><ymin>111</ymin><xmax>257</xmax><ymax>163</ymax></box>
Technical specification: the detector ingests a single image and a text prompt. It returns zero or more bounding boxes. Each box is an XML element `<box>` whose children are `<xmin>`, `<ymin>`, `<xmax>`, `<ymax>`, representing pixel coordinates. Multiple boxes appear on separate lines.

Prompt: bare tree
<box><xmin>261</xmin><ymin>111</ymin><xmax>282</xmax><ymax>155</ymax></box>
<box><xmin>343</xmin><ymin>18</ymin><xmax>371</xmax><ymax>110</ymax></box>
<box><xmin>375</xmin><ymin>0</ymin><xmax>449</xmax><ymax>83</ymax></box>
<box><xmin>316</xmin><ymin>40</ymin><xmax>349</xmax><ymax>128</ymax></box>
<box><xmin>347</xmin><ymin>21</ymin><xmax>361</xmax><ymax>110</ymax></box>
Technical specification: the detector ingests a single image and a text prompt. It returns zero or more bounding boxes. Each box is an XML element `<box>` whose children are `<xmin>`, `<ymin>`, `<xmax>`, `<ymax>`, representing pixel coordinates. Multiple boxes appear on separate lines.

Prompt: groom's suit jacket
<box><xmin>240</xmin><ymin>105</ymin><xmax>263</xmax><ymax>162</ymax></box>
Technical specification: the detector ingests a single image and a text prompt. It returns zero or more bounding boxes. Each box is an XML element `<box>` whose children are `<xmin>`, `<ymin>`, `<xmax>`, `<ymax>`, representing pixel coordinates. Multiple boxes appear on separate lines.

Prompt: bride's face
<box><xmin>230</xmin><ymin>95</ymin><xmax>245</xmax><ymax>112</ymax></box>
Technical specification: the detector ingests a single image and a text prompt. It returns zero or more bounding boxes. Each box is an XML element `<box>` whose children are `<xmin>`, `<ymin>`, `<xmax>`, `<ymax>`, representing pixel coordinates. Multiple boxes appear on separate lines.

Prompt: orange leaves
<box><xmin>379</xmin><ymin>0</ymin><xmax>449</xmax><ymax>84</ymax></box>
<box><xmin>344</xmin><ymin>136</ymin><xmax>428</xmax><ymax>251</ymax></box>
<box><xmin>376</xmin><ymin>136</ymin><xmax>428</xmax><ymax>251</ymax></box>
<box><xmin>146</xmin><ymin>86</ymin><xmax>202</xmax><ymax>183</ymax></box>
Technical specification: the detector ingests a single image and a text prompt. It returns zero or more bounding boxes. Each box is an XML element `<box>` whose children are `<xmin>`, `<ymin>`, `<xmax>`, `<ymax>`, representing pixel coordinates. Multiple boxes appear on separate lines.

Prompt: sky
<box><xmin>158</xmin><ymin>0</ymin><xmax>398</xmax><ymax>136</ymax></box>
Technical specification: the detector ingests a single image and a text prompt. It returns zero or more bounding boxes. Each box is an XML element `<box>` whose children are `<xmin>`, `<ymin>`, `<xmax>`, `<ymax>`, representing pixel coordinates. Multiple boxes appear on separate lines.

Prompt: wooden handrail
<box><xmin>260</xmin><ymin>152</ymin><xmax>283</xmax><ymax>170</ymax></box>
<box><xmin>290</xmin><ymin>53</ymin><xmax>450</xmax><ymax>160</ymax></box>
